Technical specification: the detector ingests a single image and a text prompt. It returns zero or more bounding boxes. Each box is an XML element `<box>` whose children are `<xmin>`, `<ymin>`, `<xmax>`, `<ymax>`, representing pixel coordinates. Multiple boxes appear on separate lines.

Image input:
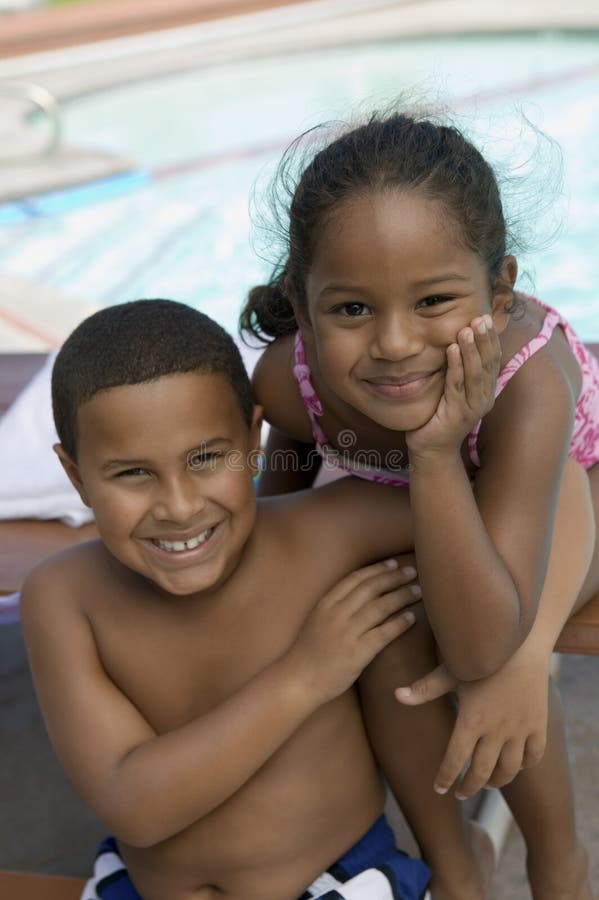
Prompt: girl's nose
<box><xmin>370</xmin><ymin>315</ymin><xmax>422</xmax><ymax>361</ymax></box>
<box><xmin>153</xmin><ymin>474</ymin><xmax>206</xmax><ymax>523</ymax></box>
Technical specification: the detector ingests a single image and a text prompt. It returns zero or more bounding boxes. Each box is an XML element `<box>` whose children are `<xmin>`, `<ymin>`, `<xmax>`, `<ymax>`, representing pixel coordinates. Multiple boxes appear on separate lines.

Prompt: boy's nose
<box><xmin>370</xmin><ymin>315</ymin><xmax>422</xmax><ymax>361</ymax></box>
<box><xmin>153</xmin><ymin>474</ymin><xmax>206</xmax><ymax>523</ymax></box>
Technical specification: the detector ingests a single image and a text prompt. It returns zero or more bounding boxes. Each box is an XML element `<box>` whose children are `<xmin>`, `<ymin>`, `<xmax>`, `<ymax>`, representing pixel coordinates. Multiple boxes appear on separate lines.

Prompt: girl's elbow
<box><xmin>449</xmin><ymin>655</ymin><xmax>498</xmax><ymax>682</ymax></box>
<box><xmin>453</xmin><ymin>655</ymin><xmax>504</xmax><ymax>682</ymax></box>
<box><xmin>449</xmin><ymin>624</ymin><xmax>522</xmax><ymax>680</ymax></box>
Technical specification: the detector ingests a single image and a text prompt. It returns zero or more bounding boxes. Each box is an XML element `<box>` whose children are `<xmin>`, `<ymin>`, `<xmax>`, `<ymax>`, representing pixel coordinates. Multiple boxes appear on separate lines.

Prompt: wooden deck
<box><xmin>0</xmin><ymin>870</ymin><xmax>85</xmax><ymax>900</ymax></box>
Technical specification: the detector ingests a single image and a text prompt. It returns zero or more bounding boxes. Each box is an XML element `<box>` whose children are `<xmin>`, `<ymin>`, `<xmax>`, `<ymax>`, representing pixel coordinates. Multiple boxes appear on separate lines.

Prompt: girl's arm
<box><xmin>397</xmin><ymin>456</ymin><xmax>594</xmax><ymax>798</ymax></box>
<box><xmin>252</xmin><ymin>335</ymin><xmax>322</xmax><ymax>496</ymax></box>
<box><xmin>258</xmin><ymin>425</ymin><xmax>321</xmax><ymax>496</ymax></box>
<box><xmin>407</xmin><ymin>320</ymin><xmax>576</xmax><ymax>681</ymax></box>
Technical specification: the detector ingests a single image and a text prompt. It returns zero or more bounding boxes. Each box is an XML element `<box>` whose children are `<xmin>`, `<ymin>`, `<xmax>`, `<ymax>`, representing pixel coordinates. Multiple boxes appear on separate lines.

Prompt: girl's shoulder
<box><xmin>478</xmin><ymin>296</ymin><xmax>581</xmax><ymax>466</ymax></box>
<box><xmin>499</xmin><ymin>295</ymin><xmax>582</xmax><ymax>400</ymax></box>
<box><xmin>251</xmin><ymin>333</ymin><xmax>314</xmax><ymax>442</ymax></box>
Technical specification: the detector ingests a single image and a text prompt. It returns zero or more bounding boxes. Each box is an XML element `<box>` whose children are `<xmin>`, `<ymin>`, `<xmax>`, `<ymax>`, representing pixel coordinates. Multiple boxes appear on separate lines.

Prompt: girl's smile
<box><xmin>361</xmin><ymin>368</ymin><xmax>445</xmax><ymax>400</ymax></box>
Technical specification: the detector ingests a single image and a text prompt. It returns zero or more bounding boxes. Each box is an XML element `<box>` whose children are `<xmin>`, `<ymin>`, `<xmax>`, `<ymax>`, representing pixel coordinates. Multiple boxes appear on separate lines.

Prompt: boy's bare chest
<box><xmin>90</xmin><ymin>571</ymin><xmax>310</xmax><ymax>732</ymax></box>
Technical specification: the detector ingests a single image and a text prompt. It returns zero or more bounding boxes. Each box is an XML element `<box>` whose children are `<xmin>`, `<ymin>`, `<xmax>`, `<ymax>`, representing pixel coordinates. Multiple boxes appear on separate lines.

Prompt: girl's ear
<box><xmin>53</xmin><ymin>444</ymin><xmax>92</xmax><ymax>508</ymax></box>
<box><xmin>284</xmin><ymin>276</ymin><xmax>312</xmax><ymax>331</ymax></box>
<box><xmin>491</xmin><ymin>255</ymin><xmax>518</xmax><ymax>334</ymax></box>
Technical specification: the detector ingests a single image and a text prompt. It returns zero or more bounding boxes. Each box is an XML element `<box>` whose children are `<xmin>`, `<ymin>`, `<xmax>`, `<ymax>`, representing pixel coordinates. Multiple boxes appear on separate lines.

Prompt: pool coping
<box><xmin>1</xmin><ymin>0</ymin><xmax>599</xmax><ymax>204</ymax></box>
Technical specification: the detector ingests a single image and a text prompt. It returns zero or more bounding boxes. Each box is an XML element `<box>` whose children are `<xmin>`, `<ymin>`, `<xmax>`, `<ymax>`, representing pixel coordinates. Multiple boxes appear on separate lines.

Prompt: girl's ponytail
<box><xmin>240</xmin><ymin>275</ymin><xmax>298</xmax><ymax>344</ymax></box>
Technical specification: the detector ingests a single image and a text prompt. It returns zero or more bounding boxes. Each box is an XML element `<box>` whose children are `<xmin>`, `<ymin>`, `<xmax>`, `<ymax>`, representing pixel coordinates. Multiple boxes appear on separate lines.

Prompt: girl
<box><xmin>240</xmin><ymin>112</ymin><xmax>598</xmax><ymax>898</ymax></box>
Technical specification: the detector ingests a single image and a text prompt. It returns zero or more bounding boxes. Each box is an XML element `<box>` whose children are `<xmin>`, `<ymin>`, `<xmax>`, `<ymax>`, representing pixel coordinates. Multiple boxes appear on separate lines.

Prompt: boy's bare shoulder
<box><xmin>252</xmin><ymin>336</ymin><xmax>313</xmax><ymax>442</ymax></box>
<box><xmin>257</xmin><ymin>476</ymin><xmax>412</xmax><ymax>573</ymax></box>
<box><xmin>20</xmin><ymin>539</ymin><xmax>116</xmax><ymax>623</ymax></box>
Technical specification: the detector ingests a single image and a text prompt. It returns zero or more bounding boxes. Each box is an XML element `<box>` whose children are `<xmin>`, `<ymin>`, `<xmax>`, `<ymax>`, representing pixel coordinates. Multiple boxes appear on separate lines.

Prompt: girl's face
<box><xmin>300</xmin><ymin>189</ymin><xmax>514</xmax><ymax>433</ymax></box>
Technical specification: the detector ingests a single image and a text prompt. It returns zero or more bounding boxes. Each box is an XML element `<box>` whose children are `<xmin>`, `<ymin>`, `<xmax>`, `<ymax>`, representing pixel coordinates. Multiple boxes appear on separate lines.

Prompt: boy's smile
<box><xmin>59</xmin><ymin>371</ymin><xmax>261</xmax><ymax>598</ymax></box>
<box><xmin>302</xmin><ymin>189</ymin><xmax>509</xmax><ymax>434</ymax></box>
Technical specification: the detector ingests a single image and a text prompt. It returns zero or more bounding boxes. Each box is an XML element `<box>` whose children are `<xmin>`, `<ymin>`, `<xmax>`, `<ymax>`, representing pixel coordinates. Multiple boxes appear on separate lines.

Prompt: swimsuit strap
<box><xmin>293</xmin><ymin>331</ymin><xmax>327</xmax><ymax>449</ymax></box>
<box><xmin>467</xmin><ymin>305</ymin><xmax>562</xmax><ymax>466</ymax></box>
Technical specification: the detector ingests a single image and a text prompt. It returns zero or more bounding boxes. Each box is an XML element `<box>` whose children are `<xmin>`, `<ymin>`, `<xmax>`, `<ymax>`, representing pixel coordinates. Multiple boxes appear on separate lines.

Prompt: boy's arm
<box><xmin>20</xmin><ymin>557</ymin><xmax>416</xmax><ymax>848</ymax></box>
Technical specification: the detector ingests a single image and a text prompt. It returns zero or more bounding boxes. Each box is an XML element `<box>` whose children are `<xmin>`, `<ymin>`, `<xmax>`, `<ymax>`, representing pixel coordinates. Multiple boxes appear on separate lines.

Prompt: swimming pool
<box><xmin>1</xmin><ymin>30</ymin><xmax>599</xmax><ymax>343</ymax></box>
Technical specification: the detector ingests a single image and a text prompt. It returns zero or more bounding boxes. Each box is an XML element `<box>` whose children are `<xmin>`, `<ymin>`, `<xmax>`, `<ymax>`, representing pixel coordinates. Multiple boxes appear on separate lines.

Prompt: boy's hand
<box><xmin>288</xmin><ymin>560</ymin><xmax>419</xmax><ymax>708</ymax></box>
<box><xmin>395</xmin><ymin>648</ymin><xmax>550</xmax><ymax>798</ymax></box>
<box><xmin>406</xmin><ymin>315</ymin><xmax>500</xmax><ymax>460</ymax></box>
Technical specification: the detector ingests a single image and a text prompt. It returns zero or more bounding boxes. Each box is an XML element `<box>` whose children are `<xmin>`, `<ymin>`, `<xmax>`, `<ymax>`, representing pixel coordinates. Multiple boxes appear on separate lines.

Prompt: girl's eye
<box><xmin>417</xmin><ymin>295</ymin><xmax>453</xmax><ymax>309</ymax></box>
<box><xmin>336</xmin><ymin>302</ymin><xmax>371</xmax><ymax>317</ymax></box>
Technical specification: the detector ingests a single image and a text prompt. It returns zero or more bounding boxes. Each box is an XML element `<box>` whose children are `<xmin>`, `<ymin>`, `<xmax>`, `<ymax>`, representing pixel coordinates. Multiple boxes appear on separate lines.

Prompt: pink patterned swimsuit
<box><xmin>292</xmin><ymin>298</ymin><xmax>599</xmax><ymax>487</ymax></box>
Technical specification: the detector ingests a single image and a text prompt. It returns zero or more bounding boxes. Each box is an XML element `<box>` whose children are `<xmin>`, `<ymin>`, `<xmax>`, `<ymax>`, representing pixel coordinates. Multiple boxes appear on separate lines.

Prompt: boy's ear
<box><xmin>490</xmin><ymin>255</ymin><xmax>518</xmax><ymax>334</ymax></box>
<box><xmin>53</xmin><ymin>444</ymin><xmax>92</xmax><ymax>508</ymax></box>
<box><xmin>284</xmin><ymin>276</ymin><xmax>311</xmax><ymax>331</ymax></box>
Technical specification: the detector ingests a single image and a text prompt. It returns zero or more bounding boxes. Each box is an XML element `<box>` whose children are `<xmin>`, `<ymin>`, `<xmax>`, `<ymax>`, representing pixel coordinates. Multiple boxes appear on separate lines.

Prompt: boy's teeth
<box><xmin>154</xmin><ymin>528</ymin><xmax>213</xmax><ymax>552</ymax></box>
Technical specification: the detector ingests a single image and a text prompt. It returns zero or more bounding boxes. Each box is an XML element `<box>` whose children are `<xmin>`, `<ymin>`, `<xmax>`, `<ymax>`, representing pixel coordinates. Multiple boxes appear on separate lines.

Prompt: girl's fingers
<box><xmin>485</xmin><ymin>739</ymin><xmax>524</xmax><ymax>789</ymax></box>
<box><xmin>456</xmin><ymin>315</ymin><xmax>499</xmax><ymax>414</ymax></box>
<box><xmin>457</xmin><ymin>326</ymin><xmax>484</xmax><ymax>409</ymax></box>
<box><xmin>445</xmin><ymin>342</ymin><xmax>464</xmax><ymax>395</ymax></box>
<box><xmin>395</xmin><ymin>663</ymin><xmax>457</xmax><ymax>706</ymax></box>
<box><xmin>473</xmin><ymin>315</ymin><xmax>500</xmax><ymax>388</ymax></box>
<box><xmin>433</xmin><ymin>725</ymin><xmax>476</xmax><ymax>796</ymax></box>
<box><xmin>521</xmin><ymin>732</ymin><xmax>547</xmax><ymax>769</ymax></box>
<box><xmin>454</xmin><ymin>736</ymin><xmax>501</xmax><ymax>799</ymax></box>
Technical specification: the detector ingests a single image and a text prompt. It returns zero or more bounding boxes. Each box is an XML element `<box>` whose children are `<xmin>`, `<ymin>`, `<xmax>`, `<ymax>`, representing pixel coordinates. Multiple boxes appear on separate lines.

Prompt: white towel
<box><xmin>0</xmin><ymin>352</ymin><xmax>93</xmax><ymax>526</ymax></box>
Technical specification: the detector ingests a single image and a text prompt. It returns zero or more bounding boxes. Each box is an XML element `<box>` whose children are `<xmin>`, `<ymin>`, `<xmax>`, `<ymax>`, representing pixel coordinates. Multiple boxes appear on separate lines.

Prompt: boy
<box><xmin>20</xmin><ymin>299</ymin><xmax>432</xmax><ymax>900</ymax></box>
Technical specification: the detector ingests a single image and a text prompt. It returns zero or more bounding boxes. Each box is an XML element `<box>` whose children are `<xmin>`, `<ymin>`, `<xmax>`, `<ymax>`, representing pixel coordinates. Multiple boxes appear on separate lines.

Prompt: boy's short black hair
<box><xmin>52</xmin><ymin>299</ymin><xmax>255</xmax><ymax>460</ymax></box>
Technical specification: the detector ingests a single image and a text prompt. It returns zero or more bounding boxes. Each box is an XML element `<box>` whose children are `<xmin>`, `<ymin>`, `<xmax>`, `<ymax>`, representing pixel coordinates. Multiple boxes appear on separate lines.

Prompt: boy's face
<box><xmin>57</xmin><ymin>372</ymin><xmax>261</xmax><ymax>599</ymax></box>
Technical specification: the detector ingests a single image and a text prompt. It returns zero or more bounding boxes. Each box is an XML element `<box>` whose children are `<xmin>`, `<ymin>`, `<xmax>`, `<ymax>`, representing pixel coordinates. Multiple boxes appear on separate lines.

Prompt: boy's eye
<box><xmin>116</xmin><ymin>467</ymin><xmax>148</xmax><ymax>478</ymax></box>
<box><xmin>336</xmin><ymin>302</ymin><xmax>371</xmax><ymax>317</ymax></box>
<box><xmin>187</xmin><ymin>450</ymin><xmax>223</xmax><ymax>471</ymax></box>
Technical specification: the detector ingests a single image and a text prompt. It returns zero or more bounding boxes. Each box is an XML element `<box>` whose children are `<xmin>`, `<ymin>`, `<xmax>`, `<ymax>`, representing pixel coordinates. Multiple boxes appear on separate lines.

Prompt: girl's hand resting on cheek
<box><xmin>406</xmin><ymin>314</ymin><xmax>501</xmax><ymax>462</ymax></box>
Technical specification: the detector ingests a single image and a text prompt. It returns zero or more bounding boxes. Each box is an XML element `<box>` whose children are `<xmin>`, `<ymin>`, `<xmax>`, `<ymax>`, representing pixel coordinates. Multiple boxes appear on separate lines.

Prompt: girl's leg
<box><xmin>500</xmin><ymin>459</ymin><xmax>596</xmax><ymax>898</ymax></box>
<box><xmin>359</xmin><ymin>601</ymin><xmax>493</xmax><ymax>900</ymax></box>
<box><xmin>501</xmin><ymin>683</ymin><xmax>591</xmax><ymax>899</ymax></box>
<box><xmin>576</xmin><ymin>461</ymin><xmax>599</xmax><ymax>606</ymax></box>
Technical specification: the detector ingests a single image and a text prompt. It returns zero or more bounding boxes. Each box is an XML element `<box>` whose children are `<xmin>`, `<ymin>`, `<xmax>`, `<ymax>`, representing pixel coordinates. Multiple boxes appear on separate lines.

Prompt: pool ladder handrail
<box><xmin>0</xmin><ymin>80</ymin><xmax>61</xmax><ymax>157</ymax></box>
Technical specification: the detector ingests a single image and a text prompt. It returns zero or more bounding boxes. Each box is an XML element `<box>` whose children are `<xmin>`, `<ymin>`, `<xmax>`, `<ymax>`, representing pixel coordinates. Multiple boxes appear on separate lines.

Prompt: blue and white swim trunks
<box><xmin>81</xmin><ymin>815</ymin><xmax>431</xmax><ymax>899</ymax></box>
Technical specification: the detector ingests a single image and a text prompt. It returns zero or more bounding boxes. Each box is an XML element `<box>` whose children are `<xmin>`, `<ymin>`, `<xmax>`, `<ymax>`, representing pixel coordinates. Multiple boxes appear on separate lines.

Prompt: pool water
<box><xmin>1</xmin><ymin>31</ymin><xmax>599</xmax><ymax>340</ymax></box>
